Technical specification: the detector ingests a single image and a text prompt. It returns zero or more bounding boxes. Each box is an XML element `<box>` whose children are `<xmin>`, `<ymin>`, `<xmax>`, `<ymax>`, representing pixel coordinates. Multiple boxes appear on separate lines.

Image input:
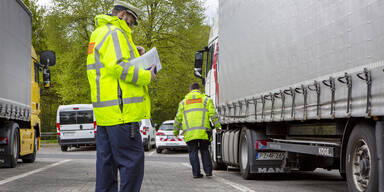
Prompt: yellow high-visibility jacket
<box><xmin>174</xmin><ymin>90</ymin><xmax>221</xmax><ymax>143</ymax></box>
<box><xmin>87</xmin><ymin>14</ymin><xmax>151</xmax><ymax>126</ymax></box>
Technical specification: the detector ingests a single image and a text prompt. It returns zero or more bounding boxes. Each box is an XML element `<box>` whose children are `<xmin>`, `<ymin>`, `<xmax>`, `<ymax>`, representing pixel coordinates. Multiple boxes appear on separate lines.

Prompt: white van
<box><xmin>140</xmin><ymin>119</ymin><xmax>156</xmax><ymax>151</ymax></box>
<box><xmin>56</xmin><ymin>104</ymin><xmax>96</xmax><ymax>151</ymax></box>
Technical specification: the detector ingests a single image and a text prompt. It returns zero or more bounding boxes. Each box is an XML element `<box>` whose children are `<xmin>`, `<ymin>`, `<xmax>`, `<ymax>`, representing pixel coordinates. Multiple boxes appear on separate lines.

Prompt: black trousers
<box><xmin>186</xmin><ymin>139</ymin><xmax>212</xmax><ymax>177</ymax></box>
<box><xmin>96</xmin><ymin>123</ymin><xmax>144</xmax><ymax>192</ymax></box>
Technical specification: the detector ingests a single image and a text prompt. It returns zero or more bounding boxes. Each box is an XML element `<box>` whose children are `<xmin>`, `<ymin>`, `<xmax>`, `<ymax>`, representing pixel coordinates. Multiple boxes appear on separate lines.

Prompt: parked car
<box><xmin>56</xmin><ymin>104</ymin><xmax>97</xmax><ymax>151</ymax></box>
<box><xmin>155</xmin><ymin>120</ymin><xmax>187</xmax><ymax>153</ymax></box>
<box><xmin>140</xmin><ymin>119</ymin><xmax>156</xmax><ymax>151</ymax></box>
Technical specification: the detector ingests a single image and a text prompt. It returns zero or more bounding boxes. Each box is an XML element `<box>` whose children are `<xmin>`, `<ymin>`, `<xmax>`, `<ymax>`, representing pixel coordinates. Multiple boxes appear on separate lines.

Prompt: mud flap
<box><xmin>247</xmin><ymin>128</ymin><xmax>289</xmax><ymax>173</ymax></box>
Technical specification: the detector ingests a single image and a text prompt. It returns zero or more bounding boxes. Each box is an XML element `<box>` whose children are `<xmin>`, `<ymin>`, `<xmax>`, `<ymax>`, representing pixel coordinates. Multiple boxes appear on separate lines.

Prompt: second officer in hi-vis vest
<box><xmin>86</xmin><ymin>0</ymin><xmax>156</xmax><ymax>191</ymax></box>
<box><xmin>174</xmin><ymin>83</ymin><xmax>221</xmax><ymax>178</ymax></box>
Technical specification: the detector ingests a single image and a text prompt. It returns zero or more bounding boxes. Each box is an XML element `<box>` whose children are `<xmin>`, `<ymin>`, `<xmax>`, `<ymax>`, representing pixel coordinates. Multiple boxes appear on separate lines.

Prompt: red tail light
<box><xmin>56</xmin><ymin>123</ymin><xmax>61</xmax><ymax>135</ymax></box>
<box><xmin>94</xmin><ymin>121</ymin><xmax>97</xmax><ymax>134</ymax></box>
<box><xmin>142</xmin><ymin>126</ymin><xmax>147</xmax><ymax>135</ymax></box>
<box><xmin>0</xmin><ymin>137</ymin><xmax>8</xmax><ymax>144</ymax></box>
<box><xmin>255</xmin><ymin>140</ymin><xmax>269</xmax><ymax>150</ymax></box>
<box><xmin>156</xmin><ymin>132</ymin><xmax>165</xmax><ymax>136</ymax></box>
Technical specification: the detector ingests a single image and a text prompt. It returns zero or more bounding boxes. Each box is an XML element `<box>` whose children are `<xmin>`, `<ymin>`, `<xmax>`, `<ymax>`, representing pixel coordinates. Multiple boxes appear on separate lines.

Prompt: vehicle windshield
<box><xmin>159</xmin><ymin>124</ymin><xmax>174</xmax><ymax>131</ymax></box>
<box><xmin>60</xmin><ymin>110</ymin><xmax>93</xmax><ymax>125</ymax></box>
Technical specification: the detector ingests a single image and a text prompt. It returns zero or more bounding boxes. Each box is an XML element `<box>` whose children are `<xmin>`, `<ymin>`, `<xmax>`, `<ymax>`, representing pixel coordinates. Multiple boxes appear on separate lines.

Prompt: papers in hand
<box><xmin>130</xmin><ymin>47</ymin><xmax>162</xmax><ymax>74</ymax></box>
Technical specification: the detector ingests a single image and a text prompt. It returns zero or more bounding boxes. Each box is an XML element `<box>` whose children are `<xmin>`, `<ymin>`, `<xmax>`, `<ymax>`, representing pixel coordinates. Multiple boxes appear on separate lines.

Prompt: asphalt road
<box><xmin>0</xmin><ymin>145</ymin><xmax>348</xmax><ymax>192</ymax></box>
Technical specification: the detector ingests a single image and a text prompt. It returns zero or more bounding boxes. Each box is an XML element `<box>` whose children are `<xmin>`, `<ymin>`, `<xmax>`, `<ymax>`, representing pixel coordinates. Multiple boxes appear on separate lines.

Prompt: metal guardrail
<box><xmin>41</xmin><ymin>132</ymin><xmax>57</xmax><ymax>140</ymax></box>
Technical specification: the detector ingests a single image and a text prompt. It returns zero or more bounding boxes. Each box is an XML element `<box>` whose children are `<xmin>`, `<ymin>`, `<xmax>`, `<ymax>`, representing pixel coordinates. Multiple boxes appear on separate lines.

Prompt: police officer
<box><xmin>174</xmin><ymin>83</ymin><xmax>221</xmax><ymax>178</ymax></box>
<box><xmin>86</xmin><ymin>1</ymin><xmax>156</xmax><ymax>191</ymax></box>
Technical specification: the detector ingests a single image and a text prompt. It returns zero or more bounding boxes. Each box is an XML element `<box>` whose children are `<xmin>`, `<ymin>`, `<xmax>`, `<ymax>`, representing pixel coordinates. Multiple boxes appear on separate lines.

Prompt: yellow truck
<box><xmin>0</xmin><ymin>0</ymin><xmax>55</xmax><ymax>168</ymax></box>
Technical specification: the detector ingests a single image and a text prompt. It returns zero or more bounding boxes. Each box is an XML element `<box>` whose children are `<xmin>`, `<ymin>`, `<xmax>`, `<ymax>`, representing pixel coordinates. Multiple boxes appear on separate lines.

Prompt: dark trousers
<box><xmin>96</xmin><ymin>123</ymin><xmax>144</xmax><ymax>192</ymax></box>
<box><xmin>186</xmin><ymin>139</ymin><xmax>212</xmax><ymax>177</ymax></box>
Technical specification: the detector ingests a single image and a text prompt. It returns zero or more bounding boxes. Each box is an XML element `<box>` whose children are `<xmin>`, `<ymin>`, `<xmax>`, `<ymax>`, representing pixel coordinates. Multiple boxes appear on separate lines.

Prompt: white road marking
<box><xmin>212</xmin><ymin>176</ymin><xmax>256</xmax><ymax>192</ymax></box>
<box><xmin>181</xmin><ymin>163</ymin><xmax>255</xmax><ymax>192</ymax></box>
<box><xmin>0</xmin><ymin>159</ymin><xmax>71</xmax><ymax>185</ymax></box>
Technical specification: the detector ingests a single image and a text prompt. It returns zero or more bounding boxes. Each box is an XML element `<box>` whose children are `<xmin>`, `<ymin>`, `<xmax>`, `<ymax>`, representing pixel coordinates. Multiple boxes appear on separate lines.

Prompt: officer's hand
<box><xmin>150</xmin><ymin>64</ymin><xmax>156</xmax><ymax>81</ymax></box>
<box><xmin>137</xmin><ymin>46</ymin><xmax>145</xmax><ymax>55</ymax></box>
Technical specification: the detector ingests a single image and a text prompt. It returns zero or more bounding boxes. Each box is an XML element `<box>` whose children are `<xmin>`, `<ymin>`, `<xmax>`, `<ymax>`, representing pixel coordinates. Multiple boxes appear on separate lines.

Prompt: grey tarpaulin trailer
<box><xmin>194</xmin><ymin>0</ymin><xmax>384</xmax><ymax>191</ymax></box>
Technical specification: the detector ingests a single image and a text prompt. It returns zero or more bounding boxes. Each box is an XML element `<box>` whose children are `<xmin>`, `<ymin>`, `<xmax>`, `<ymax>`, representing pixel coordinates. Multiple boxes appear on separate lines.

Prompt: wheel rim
<box><xmin>13</xmin><ymin>133</ymin><xmax>17</xmax><ymax>159</ymax></box>
<box><xmin>351</xmin><ymin>139</ymin><xmax>371</xmax><ymax>192</ymax></box>
<box><xmin>34</xmin><ymin>137</ymin><xmax>38</xmax><ymax>152</ymax></box>
<box><xmin>241</xmin><ymin>135</ymin><xmax>248</xmax><ymax>169</ymax></box>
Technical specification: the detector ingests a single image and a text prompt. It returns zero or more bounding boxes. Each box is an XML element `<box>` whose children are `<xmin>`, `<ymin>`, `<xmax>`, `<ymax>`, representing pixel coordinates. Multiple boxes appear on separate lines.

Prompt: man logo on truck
<box><xmin>258</xmin><ymin>167</ymin><xmax>285</xmax><ymax>173</ymax></box>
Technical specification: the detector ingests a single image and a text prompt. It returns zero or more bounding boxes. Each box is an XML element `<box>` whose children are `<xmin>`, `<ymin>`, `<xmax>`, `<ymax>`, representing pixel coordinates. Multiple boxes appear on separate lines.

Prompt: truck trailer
<box><xmin>194</xmin><ymin>1</ymin><xmax>384</xmax><ymax>191</ymax></box>
<box><xmin>0</xmin><ymin>0</ymin><xmax>55</xmax><ymax>168</ymax></box>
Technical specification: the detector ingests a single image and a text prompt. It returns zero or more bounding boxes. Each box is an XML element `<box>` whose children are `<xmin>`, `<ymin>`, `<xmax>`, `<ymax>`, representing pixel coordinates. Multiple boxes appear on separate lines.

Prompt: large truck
<box><xmin>0</xmin><ymin>0</ymin><xmax>55</xmax><ymax>168</ymax></box>
<box><xmin>194</xmin><ymin>1</ymin><xmax>384</xmax><ymax>191</ymax></box>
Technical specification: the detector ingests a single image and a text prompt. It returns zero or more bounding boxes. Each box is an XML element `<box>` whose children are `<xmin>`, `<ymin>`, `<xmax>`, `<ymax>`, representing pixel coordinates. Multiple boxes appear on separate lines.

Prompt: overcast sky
<box><xmin>37</xmin><ymin>0</ymin><xmax>218</xmax><ymax>25</ymax></box>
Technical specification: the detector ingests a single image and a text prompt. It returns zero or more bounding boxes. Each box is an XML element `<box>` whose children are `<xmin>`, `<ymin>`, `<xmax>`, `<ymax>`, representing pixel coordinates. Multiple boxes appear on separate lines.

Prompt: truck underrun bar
<box><xmin>267</xmin><ymin>138</ymin><xmax>340</xmax><ymax>158</ymax></box>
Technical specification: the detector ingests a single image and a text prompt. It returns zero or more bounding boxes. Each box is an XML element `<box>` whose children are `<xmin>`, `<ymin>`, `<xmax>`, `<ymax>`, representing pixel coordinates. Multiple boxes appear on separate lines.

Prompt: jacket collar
<box><xmin>94</xmin><ymin>14</ymin><xmax>132</xmax><ymax>34</ymax></box>
<box><xmin>185</xmin><ymin>90</ymin><xmax>203</xmax><ymax>100</ymax></box>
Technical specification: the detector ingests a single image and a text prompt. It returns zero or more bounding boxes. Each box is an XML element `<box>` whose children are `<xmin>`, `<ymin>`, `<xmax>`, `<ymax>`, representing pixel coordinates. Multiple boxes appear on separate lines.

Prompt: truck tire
<box><xmin>346</xmin><ymin>123</ymin><xmax>378</xmax><ymax>192</ymax></box>
<box><xmin>340</xmin><ymin>172</ymin><xmax>347</xmax><ymax>181</ymax></box>
<box><xmin>61</xmin><ymin>145</ymin><xmax>68</xmax><ymax>152</ymax></box>
<box><xmin>22</xmin><ymin>130</ymin><xmax>37</xmax><ymax>163</ymax></box>
<box><xmin>156</xmin><ymin>148</ymin><xmax>162</xmax><ymax>154</ymax></box>
<box><xmin>9</xmin><ymin>126</ymin><xmax>20</xmax><ymax>168</ymax></box>
<box><xmin>239</xmin><ymin>128</ymin><xmax>252</xmax><ymax>179</ymax></box>
<box><xmin>210</xmin><ymin>144</ymin><xmax>226</xmax><ymax>170</ymax></box>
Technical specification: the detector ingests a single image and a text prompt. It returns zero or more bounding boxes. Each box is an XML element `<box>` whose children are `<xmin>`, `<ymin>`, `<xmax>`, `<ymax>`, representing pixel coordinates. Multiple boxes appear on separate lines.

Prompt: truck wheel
<box><xmin>9</xmin><ymin>128</ymin><xmax>20</xmax><ymax>168</ymax></box>
<box><xmin>340</xmin><ymin>172</ymin><xmax>347</xmax><ymax>181</ymax></box>
<box><xmin>156</xmin><ymin>148</ymin><xmax>162</xmax><ymax>154</ymax></box>
<box><xmin>210</xmin><ymin>144</ymin><xmax>226</xmax><ymax>170</ymax></box>
<box><xmin>346</xmin><ymin>123</ymin><xmax>378</xmax><ymax>192</ymax></box>
<box><xmin>61</xmin><ymin>146</ymin><xmax>68</xmax><ymax>152</ymax></box>
<box><xmin>22</xmin><ymin>130</ymin><xmax>37</xmax><ymax>163</ymax></box>
<box><xmin>239</xmin><ymin>128</ymin><xmax>252</xmax><ymax>179</ymax></box>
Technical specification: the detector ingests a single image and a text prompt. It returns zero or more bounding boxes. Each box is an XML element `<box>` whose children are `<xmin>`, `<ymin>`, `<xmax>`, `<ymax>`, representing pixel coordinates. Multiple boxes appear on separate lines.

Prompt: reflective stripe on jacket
<box><xmin>173</xmin><ymin>90</ymin><xmax>221</xmax><ymax>143</ymax></box>
<box><xmin>87</xmin><ymin>14</ymin><xmax>151</xmax><ymax>126</ymax></box>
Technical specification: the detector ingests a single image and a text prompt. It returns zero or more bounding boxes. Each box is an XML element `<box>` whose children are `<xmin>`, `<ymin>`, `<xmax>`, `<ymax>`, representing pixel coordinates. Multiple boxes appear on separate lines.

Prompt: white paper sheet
<box><xmin>130</xmin><ymin>47</ymin><xmax>162</xmax><ymax>74</ymax></box>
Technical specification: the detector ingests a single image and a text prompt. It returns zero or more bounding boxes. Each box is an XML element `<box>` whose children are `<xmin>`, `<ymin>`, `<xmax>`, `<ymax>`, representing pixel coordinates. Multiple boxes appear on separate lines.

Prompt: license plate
<box><xmin>165</xmin><ymin>143</ymin><xmax>178</xmax><ymax>146</ymax></box>
<box><xmin>256</xmin><ymin>152</ymin><xmax>284</xmax><ymax>160</ymax></box>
